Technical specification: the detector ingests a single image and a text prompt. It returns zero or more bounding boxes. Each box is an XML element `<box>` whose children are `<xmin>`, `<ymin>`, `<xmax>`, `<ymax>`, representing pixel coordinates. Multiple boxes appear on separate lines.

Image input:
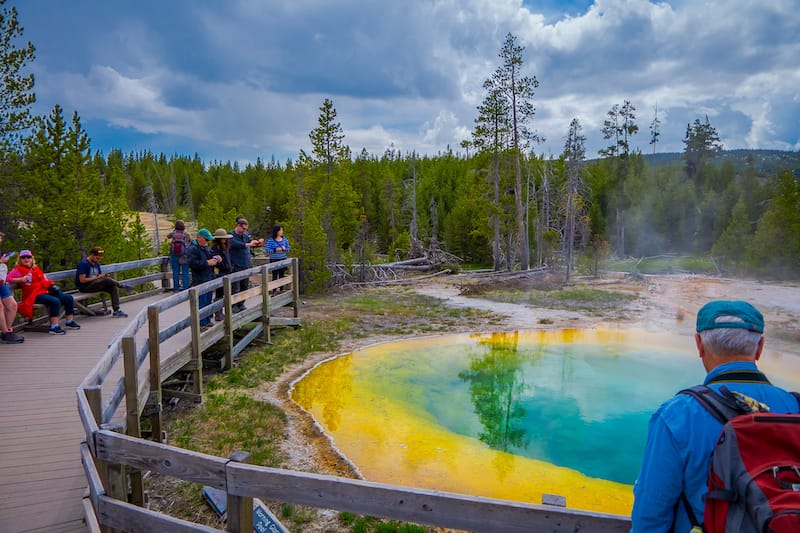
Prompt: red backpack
<box><xmin>171</xmin><ymin>230</ymin><xmax>187</xmax><ymax>256</ymax></box>
<box><xmin>680</xmin><ymin>378</ymin><xmax>800</xmax><ymax>532</ymax></box>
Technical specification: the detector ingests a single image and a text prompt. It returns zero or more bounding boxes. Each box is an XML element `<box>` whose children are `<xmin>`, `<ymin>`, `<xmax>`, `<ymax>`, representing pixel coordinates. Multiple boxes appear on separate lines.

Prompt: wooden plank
<box><xmin>94</xmin><ymin>430</ymin><xmax>228</xmax><ymax>489</ymax></box>
<box><xmin>227</xmin><ymin>463</ymin><xmax>632</xmax><ymax>533</ymax></box>
<box><xmin>97</xmin><ymin>495</ymin><xmax>225</xmax><ymax>533</ymax></box>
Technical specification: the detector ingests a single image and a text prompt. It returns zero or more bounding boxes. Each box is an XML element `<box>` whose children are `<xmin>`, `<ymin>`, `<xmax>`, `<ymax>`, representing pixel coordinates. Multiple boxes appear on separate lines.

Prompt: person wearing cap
<box><xmin>631</xmin><ymin>300</ymin><xmax>800</xmax><ymax>532</ymax></box>
<box><xmin>229</xmin><ymin>217</ymin><xmax>263</xmax><ymax>312</ymax></box>
<box><xmin>0</xmin><ymin>232</ymin><xmax>24</xmax><ymax>343</ymax></box>
<box><xmin>75</xmin><ymin>246</ymin><xmax>130</xmax><ymax>318</ymax></box>
<box><xmin>187</xmin><ymin>228</ymin><xmax>221</xmax><ymax>328</ymax></box>
<box><xmin>5</xmin><ymin>250</ymin><xmax>79</xmax><ymax>335</ymax></box>
<box><xmin>210</xmin><ymin>229</ymin><xmax>233</xmax><ymax>321</ymax></box>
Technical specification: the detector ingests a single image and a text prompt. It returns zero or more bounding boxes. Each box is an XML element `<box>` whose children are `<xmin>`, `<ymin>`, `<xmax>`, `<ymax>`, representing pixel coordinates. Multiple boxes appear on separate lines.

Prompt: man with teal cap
<box><xmin>631</xmin><ymin>300</ymin><xmax>800</xmax><ymax>532</ymax></box>
<box><xmin>187</xmin><ymin>228</ymin><xmax>222</xmax><ymax>329</ymax></box>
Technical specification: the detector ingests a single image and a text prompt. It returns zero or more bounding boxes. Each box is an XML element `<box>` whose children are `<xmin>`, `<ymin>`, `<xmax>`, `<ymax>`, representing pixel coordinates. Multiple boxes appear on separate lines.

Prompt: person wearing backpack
<box><xmin>631</xmin><ymin>300</ymin><xmax>800</xmax><ymax>532</ymax></box>
<box><xmin>167</xmin><ymin>220</ymin><xmax>191</xmax><ymax>292</ymax></box>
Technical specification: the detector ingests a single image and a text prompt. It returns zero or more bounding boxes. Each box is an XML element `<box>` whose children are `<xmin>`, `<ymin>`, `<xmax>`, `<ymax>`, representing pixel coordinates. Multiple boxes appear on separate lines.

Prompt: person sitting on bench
<box><xmin>6</xmin><ymin>249</ymin><xmax>79</xmax><ymax>335</ymax></box>
<box><xmin>75</xmin><ymin>246</ymin><xmax>130</xmax><ymax>318</ymax></box>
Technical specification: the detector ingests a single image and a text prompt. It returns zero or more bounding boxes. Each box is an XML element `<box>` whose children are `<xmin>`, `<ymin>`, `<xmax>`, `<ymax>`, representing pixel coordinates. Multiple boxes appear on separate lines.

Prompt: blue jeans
<box><xmin>170</xmin><ymin>254</ymin><xmax>190</xmax><ymax>291</ymax></box>
<box><xmin>199</xmin><ymin>290</ymin><xmax>212</xmax><ymax>327</ymax></box>
<box><xmin>35</xmin><ymin>292</ymin><xmax>75</xmax><ymax>317</ymax></box>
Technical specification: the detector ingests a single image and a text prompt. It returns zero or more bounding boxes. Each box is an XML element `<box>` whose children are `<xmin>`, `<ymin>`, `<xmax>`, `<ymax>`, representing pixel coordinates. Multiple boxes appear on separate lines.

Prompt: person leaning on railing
<box><xmin>6</xmin><ymin>249</ymin><xmax>80</xmax><ymax>335</ymax></box>
<box><xmin>210</xmin><ymin>228</ymin><xmax>233</xmax><ymax>321</ymax></box>
<box><xmin>187</xmin><ymin>228</ymin><xmax>220</xmax><ymax>329</ymax></box>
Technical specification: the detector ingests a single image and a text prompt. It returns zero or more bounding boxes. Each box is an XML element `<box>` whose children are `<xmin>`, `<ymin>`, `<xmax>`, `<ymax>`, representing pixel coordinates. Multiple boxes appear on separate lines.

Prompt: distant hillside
<box><xmin>640</xmin><ymin>149</ymin><xmax>800</xmax><ymax>176</ymax></box>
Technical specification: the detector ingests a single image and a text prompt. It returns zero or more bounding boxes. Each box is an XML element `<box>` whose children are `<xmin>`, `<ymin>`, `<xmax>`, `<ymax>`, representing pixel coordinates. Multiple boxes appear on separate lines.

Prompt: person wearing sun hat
<box><xmin>5</xmin><ymin>249</ymin><xmax>80</xmax><ymax>335</ymax></box>
<box><xmin>186</xmin><ymin>228</ymin><xmax>221</xmax><ymax>328</ymax></box>
<box><xmin>632</xmin><ymin>300</ymin><xmax>800</xmax><ymax>532</ymax></box>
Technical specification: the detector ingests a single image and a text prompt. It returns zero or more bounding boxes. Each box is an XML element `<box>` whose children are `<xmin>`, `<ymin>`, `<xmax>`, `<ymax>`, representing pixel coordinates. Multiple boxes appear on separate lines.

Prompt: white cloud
<box><xmin>19</xmin><ymin>0</ymin><xmax>800</xmax><ymax>161</ymax></box>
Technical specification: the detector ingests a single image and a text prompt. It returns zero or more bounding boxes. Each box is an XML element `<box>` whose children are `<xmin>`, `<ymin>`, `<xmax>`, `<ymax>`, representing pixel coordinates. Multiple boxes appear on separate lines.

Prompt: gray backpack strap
<box><xmin>677</xmin><ymin>385</ymin><xmax>743</xmax><ymax>424</ymax></box>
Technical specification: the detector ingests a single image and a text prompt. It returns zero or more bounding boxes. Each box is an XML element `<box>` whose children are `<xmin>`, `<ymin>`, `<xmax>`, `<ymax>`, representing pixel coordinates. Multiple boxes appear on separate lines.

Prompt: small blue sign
<box><xmin>202</xmin><ymin>486</ymin><xmax>288</xmax><ymax>533</ymax></box>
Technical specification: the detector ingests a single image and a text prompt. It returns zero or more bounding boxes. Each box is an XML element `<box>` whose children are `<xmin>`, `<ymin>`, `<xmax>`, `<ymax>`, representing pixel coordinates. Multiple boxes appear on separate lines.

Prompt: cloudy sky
<box><xmin>15</xmin><ymin>0</ymin><xmax>800</xmax><ymax>164</ymax></box>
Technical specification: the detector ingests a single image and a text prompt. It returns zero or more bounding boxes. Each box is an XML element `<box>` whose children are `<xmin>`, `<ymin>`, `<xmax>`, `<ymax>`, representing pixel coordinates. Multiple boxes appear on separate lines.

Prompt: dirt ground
<box><xmin>252</xmin><ymin>272</ymin><xmax>800</xmax><ymax>530</ymax></box>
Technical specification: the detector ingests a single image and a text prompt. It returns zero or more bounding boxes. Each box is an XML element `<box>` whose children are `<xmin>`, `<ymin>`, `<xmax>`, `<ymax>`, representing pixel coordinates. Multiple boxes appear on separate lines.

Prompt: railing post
<box><xmin>101</xmin><ymin>422</ymin><xmax>128</xmax><ymax>533</ymax></box>
<box><xmin>223</xmin><ymin>276</ymin><xmax>234</xmax><ymax>370</ymax></box>
<box><xmin>291</xmin><ymin>258</ymin><xmax>300</xmax><ymax>318</ymax></box>
<box><xmin>84</xmin><ymin>387</ymin><xmax>116</xmax><ymax>533</ymax></box>
<box><xmin>160</xmin><ymin>256</ymin><xmax>170</xmax><ymax>290</ymax></box>
<box><xmin>188</xmin><ymin>287</ymin><xmax>204</xmax><ymax>398</ymax></box>
<box><xmin>147</xmin><ymin>306</ymin><xmax>163</xmax><ymax>442</ymax></box>
<box><xmin>227</xmin><ymin>451</ymin><xmax>253</xmax><ymax>533</ymax></box>
<box><xmin>122</xmin><ymin>337</ymin><xmax>145</xmax><ymax>506</ymax></box>
<box><xmin>261</xmin><ymin>265</ymin><xmax>271</xmax><ymax>343</ymax></box>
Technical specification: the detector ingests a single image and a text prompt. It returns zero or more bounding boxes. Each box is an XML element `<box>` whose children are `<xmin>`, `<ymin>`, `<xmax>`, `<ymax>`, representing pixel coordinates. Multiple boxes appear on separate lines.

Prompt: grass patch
<box><xmin>170</xmin><ymin>391</ymin><xmax>286</xmax><ymax>466</ymax></box>
<box><xmin>605</xmin><ymin>255</ymin><xmax>716</xmax><ymax>274</ymax></box>
<box><xmin>339</xmin><ymin>514</ymin><xmax>430</xmax><ymax>533</ymax></box>
<box><xmin>481</xmin><ymin>286</ymin><xmax>637</xmax><ymax>313</ymax></box>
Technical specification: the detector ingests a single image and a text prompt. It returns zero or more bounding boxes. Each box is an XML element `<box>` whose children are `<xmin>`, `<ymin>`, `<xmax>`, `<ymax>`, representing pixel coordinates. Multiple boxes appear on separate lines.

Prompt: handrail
<box><xmin>76</xmin><ymin>256</ymin><xmax>631</xmax><ymax>532</ymax></box>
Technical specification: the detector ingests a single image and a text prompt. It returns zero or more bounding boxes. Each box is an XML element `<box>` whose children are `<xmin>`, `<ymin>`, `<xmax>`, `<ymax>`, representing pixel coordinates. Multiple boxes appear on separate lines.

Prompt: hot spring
<box><xmin>291</xmin><ymin>328</ymin><xmax>800</xmax><ymax>515</ymax></box>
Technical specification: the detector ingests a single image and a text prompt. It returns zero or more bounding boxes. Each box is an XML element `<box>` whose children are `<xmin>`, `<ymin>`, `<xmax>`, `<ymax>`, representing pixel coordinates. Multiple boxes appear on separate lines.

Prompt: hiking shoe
<box><xmin>1</xmin><ymin>331</ymin><xmax>24</xmax><ymax>343</ymax></box>
<box><xmin>112</xmin><ymin>309</ymin><xmax>128</xmax><ymax>318</ymax></box>
<box><xmin>49</xmin><ymin>326</ymin><xmax>67</xmax><ymax>335</ymax></box>
<box><xmin>65</xmin><ymin>320</ymin><xmax>81</xmax><ymax>329</ymax></box>
<box><xmin>214</xmin><ymin>311</ymin><xmax>223</xmax><ymax>322</ymax></box>
<box><xmin>119</xmin><ymin>282</ymin><xmax>136</xmax><ymax>291</ymax></box>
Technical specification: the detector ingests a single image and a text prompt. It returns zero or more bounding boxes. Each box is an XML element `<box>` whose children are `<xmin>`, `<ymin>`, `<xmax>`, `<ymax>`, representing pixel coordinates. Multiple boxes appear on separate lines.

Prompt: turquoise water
<box><xmin>422</xmin><ymin>337</ymin><xmax>700</xmax><ymax>484</ymax></box>
<box><xmin>294</xmin><ymin>329</ymin><xmax>800</xmax><ymax>507</ymax></box>
<box><xmin>321</xmin><ymin>330</ymin><xmax>704</xmax><ymax>485</ymax></box>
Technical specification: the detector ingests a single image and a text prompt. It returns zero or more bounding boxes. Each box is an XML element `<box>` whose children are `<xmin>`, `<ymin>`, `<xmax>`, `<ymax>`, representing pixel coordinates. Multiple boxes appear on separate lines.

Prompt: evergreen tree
<box><xmin>0</xmin><ymin>0</ymin><xmax>35</xmax><ymax>152</ymax></box>
<box><xmin>17</xmin><ymin>106</ymin><xmax>132</xmax><ymax>270</ymax></box>
<box><xmin>711</xmin><ymin>197</ymin><xmax>752</xmax><ymax>275</ymax></box>
<box><xmin>473</xmin><ymin>87</ymin><xmax>509</xmax><ymax>270</ymax></box>
<box><xmin>563</xmin><ymin>118</ymin><xmax>586</xmax><ymax>281</ymax></box>
<box><xmin>0</xmin><ymin>0</ymin><xmax>35</xmax><ymax>239</ymax></box>
<box><xmin>748</xmin><ymin>172</ymin><xmax>800</xmax><ymax>278</ymax></box>
<box><xmin>308</xmin><ymin>98</ymin><xmax>350</xmax><ymax>174</ymax></box>
<box><xmin>486</xmin><ymin>33</ymin><xmax>539</xmax><ymax>270</ymax></box>
<box><xmin>304</xmin><ymin>98</ymin><xmax>358</xmax><ymax>262</ymax></box>
<box><xmin>683</xmin><ymin>116</ymin><xmax>723</xmax><ymax>181</ymax></box>
<box><xmin>649</xmin><ymin>105</ymin><xmax>660</xmax><ymax>155</ymax></box>
<box><xmin>599</xmin><ymin>100</ymin><xmax>638</xmax><ymax>256</ymax></box>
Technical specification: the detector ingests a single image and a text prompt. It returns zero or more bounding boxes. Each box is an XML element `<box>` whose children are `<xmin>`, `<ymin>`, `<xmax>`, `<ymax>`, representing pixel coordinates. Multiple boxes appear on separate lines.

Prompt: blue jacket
<box><xmin>229</xmin><ymin>229</ymin><xmax>253</xmax><ymax>269</ymax></box>
<box><xmin>631</xmin><ymin>361</ymin><xmax>800</xmax><ymax>532</ymax></box>
<box><xmin>187</xmin><ymin>240</ymin><xmax>215</xmax><ymax>285</ymax></box>
<box><xmin>265</xmin><ymin>236</ymin><xmax>290</xmax><ymax>262</ymax></box>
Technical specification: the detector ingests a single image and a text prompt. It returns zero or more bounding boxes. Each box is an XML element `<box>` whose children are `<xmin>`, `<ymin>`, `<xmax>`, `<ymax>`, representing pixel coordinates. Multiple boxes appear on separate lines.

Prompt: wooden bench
<box><xmin>21</xmin><ymin>290</ymin><xmax>109</xmax><ymax>332</ymax></box>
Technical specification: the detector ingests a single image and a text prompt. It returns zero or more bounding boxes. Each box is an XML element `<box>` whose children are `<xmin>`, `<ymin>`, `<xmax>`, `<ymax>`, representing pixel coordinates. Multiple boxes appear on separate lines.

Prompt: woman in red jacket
<box><xmin>6</xmin><ymin>250</ymin><xmax>80</xmax><ymax>335</ymax></box>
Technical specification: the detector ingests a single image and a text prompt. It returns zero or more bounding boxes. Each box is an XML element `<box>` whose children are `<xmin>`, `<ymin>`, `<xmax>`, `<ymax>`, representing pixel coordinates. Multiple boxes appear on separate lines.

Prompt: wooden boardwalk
<box><xmin>0</xmin><ymin>293</ymin><xmax>169</xmax><ymax>533</ymax></box>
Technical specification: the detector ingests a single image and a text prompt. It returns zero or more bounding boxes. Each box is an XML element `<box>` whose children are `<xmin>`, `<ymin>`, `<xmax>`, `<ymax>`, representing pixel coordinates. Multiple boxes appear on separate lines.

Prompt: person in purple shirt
<box><xmin>631</xmin><ymin>300</ymin><xmax>800</xmax><ymax>532</ymax></box>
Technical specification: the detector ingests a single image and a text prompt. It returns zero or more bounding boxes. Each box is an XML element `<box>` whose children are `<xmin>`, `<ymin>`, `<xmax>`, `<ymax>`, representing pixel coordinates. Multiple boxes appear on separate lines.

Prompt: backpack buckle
<box><xmin>773</xmin><ymin>465</ymin><xmax>800</xmax><ymax>491</ymax></box>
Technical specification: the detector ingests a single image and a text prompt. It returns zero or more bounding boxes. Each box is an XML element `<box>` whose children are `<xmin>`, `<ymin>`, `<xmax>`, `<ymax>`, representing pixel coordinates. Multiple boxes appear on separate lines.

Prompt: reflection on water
<box><xmin>459</xmin><ymin>332</ymin><xmax>528</xmax><ymax>454</ymax></box>
<box><xmin>291</xmin><ymin>329</ymin><xmax>799</xmax><ymax>514</ymax></box>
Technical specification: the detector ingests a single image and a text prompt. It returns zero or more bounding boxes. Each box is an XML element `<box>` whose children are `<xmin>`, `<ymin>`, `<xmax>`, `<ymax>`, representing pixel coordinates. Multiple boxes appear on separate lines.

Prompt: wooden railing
<box><xmin>76</xmin><ymin>256</ymin><xmax>631</xmax><ymax>532</ymax></box>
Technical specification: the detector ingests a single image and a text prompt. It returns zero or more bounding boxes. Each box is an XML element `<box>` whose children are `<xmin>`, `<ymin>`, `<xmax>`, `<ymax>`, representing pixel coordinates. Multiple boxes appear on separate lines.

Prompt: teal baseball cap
<box><xmin>696</xmin><ymin>300</ymin><xmax>764</xmax><ymax>333</ymax></box>
<box><xmin>197</xmin><ymin>228</ymin><xmax>215</xmax><ymax>241</ymax></box>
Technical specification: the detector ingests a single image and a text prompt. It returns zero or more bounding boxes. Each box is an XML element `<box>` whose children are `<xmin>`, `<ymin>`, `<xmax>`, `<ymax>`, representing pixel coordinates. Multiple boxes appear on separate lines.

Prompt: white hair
<box><xmin>698</xmin><ymin>316</ymin><xmax>762</xmax><ymax>357</ymax></box>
